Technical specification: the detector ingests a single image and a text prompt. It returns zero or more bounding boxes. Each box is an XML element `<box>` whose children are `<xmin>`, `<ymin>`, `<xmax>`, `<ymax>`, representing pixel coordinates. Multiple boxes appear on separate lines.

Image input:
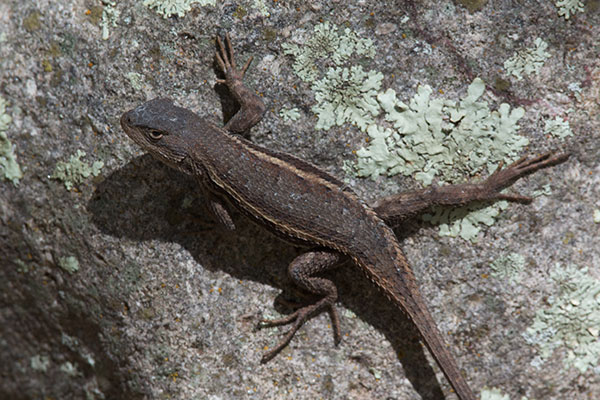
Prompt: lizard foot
<box><xmin>258</xmin><ymin>299</ymin><xmax>342</xmax><ymax>363</ymax></box>
<box><xmin>213</xmin><ymin>33</ymin><xmax>265</xmax><ymax>133</ymax></box>
<box><xmin>215</xmin><ymin>33</ymin><xmax>253</xmax><ymax>85</ymax></box>
<box><xmin>257</xmin><ymin>250</ymin><xmax>343</xmax><ymax>363</ymax></box>
<box><xmin>484</xmin><ymin>151</ymin><xmax>570</xmax><ymax>203</ymax></box>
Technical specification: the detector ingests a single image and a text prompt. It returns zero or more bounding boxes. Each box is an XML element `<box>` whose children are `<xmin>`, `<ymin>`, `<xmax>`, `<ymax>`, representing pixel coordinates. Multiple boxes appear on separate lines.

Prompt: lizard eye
<box><xmin>147</xmin><ymin>129</ymin><xmax>163</xmax><ymax>141</ymax></box>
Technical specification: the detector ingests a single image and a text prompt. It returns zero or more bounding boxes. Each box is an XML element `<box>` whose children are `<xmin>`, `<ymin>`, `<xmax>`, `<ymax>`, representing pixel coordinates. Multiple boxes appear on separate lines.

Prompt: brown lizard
<box><xmin>120</xmin><ymin>34</ymin><xmax>569</xmax><ymax>400</ymax></box>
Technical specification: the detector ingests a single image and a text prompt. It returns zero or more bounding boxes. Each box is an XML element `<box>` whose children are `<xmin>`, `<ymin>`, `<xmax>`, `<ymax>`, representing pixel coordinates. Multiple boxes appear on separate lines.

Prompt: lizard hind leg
<box><xmin>259</xmin><ymin>250</ymin><xmax>343</xmax><ymax>363</ymax></box>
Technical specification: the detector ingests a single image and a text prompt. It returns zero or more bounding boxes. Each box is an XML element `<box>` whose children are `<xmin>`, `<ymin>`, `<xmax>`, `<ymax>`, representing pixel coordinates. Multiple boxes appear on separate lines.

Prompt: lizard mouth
<box><xmin>119</xmin><ymin>109</ymin><xmax>153</xmax><ymax>149</ymax></box>
<box><xmin>120</xmin><ymin>111</ymin><xmax>137</xmax><ymax>138</ymax></box>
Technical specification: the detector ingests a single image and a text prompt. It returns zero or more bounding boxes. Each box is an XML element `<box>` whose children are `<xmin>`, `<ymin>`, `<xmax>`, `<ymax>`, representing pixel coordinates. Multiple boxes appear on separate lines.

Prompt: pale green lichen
<box><xmin>423</xmin><ymin>201</ymin><xmax>509</xmax><ymax>242</ymax></box>
<box><xmin>60</xmin><ymin>361</ymin><xmax>79</xmax><ymax>376</ymax></box>
<box><xmin>58</xmin><ymin>256</ymin><xmax>79</xmax><ymax>274</ymax></box>
<box><xmin>182</xmin><ymin>193</ymin><xmax>195</xmax><ymax>208</ymax></box>
<box><xmin>15</xmin><ymin>259</ymin><xmax>35</xmax><ymax>273</ymax></box>
<box><xmin>282</xmin><ymin>23</ymin><xmax>382</xmax><ymax>131</ymax></box>
<box><xmin>490</xmin><ymin>252</ymin><xmax>525</xmax><ymax>282</ymax></box>
<box><xmin>544</xmin><ymin>116</ymin><xmax>574</xmax><ymax>139</ymax></box>
<box><xmin>0</xmin><ymin>96</ymin><xmax>23</xmax><ymax>185</ymax></box>
<box><xmin>252</xmin><ymin>0</ymin><xmax>270</xmax><ymax>17</ymax></box>
<box><xmin>61</xmin><ymin>332</ymin><xmax>79</xmax><ymax>349</ymax></box>
<box><xmin>279</xmin><ymin>107</ymin><xmax>301</xmax><ymax>122</ymax></box>
<box><xmin>523</xmin><ymin>264</ymin><xmax>600</xmax><ymax>373</ymax></box>
<box><xmin>143</xmin><ymin>0</ymin><xmax>215</xmax><ymax>19</ymax></box>
<box><xmin>568</xmin><ymin>81</ymin><xmax>583</xmax><ymax>100</ymax></box>
<box><xmin>356</xmin><ymin>78</ymin><xmax>529</xmax><ymax>241</ymax></box>
<box><xmin>353</xmin><ymin>78</ymin><xmax>528</xmax><ymax>241</ymax></box>
<box><xmin>555</xmin><ymin>0</ymin><xmax>585</xmax><ymax>19</ymax></box>
<box><xmin>369</xmin><ymin>367</ymin><xmax>382</xmax><ymax>380</ymax></box>
<box><xmin>282</xmin><ymin>22</ymin><xmax>375</xmax><ymax>84</ymax></box>
<box><xmin>312</xmin><ymin>66</ymin><xmax>383</xmax><ymax>131</ymax></box>
<box><xmin>101</xmin><ymin>1</ymin><xmax>120</xmax><ymax>40</ymax></box>
<box><xmin>30</xmin><ymin>355</ymin><xmax>50</xmax><ymax>372</ymax></box>
<box><xmin>532</xmin><ymin>183</ymin><xmax>552</xmax><ymax>197</ymax></box>
<box><xmin>504</xmin><ymin>38</ymin><xmax>550</xmax><ymax>80</ymax></box>
<box><xmin>283</xmin><ymin>25</ymin><xmax>537</xmax><ymax>242</ymax></box>
<box><xmin>126</xmin><ymin>72</ymin><xmax>144</xmax><ymax>90</ymax></box>
<box><xmin>594</xmin><ymin>209</ymin><xmax>600</xmax><ymax>224</ymax></box>
<box><xmin>480</xmin><ymin>387</ymin><xmax>510</xmax><ymax>400</ymax></box>
<box><xmin>51</xmin><ymin>150</ymin><xmax>104</xmax><ymax>191</ymax></box>
<box><xmin>355</xmin><ymin>78</ymin><xmax>528</xmax><ymax>184</ymax></box>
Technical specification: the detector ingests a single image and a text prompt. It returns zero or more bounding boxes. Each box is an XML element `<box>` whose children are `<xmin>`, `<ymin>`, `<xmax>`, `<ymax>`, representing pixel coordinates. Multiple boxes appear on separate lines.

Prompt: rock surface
<box><xmin>1</xmin><ymin>1</ymin><xmax>598</xmax><ymax>399</ymax></box>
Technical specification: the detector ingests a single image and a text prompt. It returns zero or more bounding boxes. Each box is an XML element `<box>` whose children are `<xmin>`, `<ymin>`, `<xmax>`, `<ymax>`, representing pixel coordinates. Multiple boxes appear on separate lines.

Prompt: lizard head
<box><xmin>121</xmin><ymin>98</ymin><xmax>197</xmax><ymax>174</ymax></box>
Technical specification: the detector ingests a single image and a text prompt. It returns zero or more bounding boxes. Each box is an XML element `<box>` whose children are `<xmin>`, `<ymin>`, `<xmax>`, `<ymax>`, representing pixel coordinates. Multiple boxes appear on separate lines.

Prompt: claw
<box><xmin>519</xmin><ymin>153</ymin><xmax>569</xmax><ymax>175</ymax></box>
<box><xmin>240</xmin><ymin>55</ymin><xmax>253</xmax><ymax>78</ymax></box>
<box><xmin>493</xmin><ymin>160</ymin><xmax>505</xmax><ymax>173</ymax></box>
<box><xmin>224</xmin><ymin>33</ymin><xmax>236</xmax><ymax>69</ymax></box>
<box><xmin>486</xmin><ymin>151</ymin><xmax>569</xmax><ymax>200</ymax></box>
<box><xmin>215</xmin><ymin>33</ymin><xmax>252</xmax><ymax>83</ymax></box>
<box><xmin>515</xmin><ymin>152</ymin><xmax>569</xmax><ymax>172</ymax></box>
<box><xmin>214</xmin><ymin>51</ymin><xmax>226</xmax><ymax>73</ymax></box>
<box><xmin>516</xmin><ymin>152</ymin><xmax>551</xmax><ymax>170</ymax></box>
<box><xmin>216</xmin><ymin>36</ymin><xmax>227</xmax><ymax>64</ymax></box>
<box><xmin>258</xmin><ymin>301</ymin><xmax>342</xmax><ymax>363</ymax></box>
<box><xmin>259</xmin><ymin>310</ymin><xmax>306</xmax><ymax>363</ymax></box>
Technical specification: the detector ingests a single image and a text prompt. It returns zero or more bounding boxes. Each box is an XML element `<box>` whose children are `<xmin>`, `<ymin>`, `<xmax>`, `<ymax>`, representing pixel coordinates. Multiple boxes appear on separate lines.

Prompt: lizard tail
<box><xmin>354</xmin><ymin>234</ymin><xmax>477</xmax><ymax>400</ymax></box>
<box><xmin>405</xmin><ymin>297</ymin><xmax>477</xmax><ymax>400</ymax></box>
<box><xmin>378</xmin><ymin>274</ymin><xmax>477</xmax><ymax>400</ymax></box>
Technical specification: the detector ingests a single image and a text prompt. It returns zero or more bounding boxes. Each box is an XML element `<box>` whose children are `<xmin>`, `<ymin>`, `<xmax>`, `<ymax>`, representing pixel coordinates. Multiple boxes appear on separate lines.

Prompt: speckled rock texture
<box><xmin>1</xmin><ymin>1</ymin><xmax>598</xmax><ymax>399</ymax></box>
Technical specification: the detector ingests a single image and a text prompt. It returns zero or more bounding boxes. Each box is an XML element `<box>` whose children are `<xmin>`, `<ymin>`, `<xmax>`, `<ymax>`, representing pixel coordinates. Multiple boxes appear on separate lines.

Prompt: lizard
<box><xmin>120</xmin><ymin>33</ymin><xmax>569</xmax><ymax>400</ymax></box>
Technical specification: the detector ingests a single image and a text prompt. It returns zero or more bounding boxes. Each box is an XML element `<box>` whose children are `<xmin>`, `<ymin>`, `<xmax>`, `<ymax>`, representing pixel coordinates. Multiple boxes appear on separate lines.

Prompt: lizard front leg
<box><xmin>199</xmin><ymin>185</ymin><xmax>236</xmax><ymax>230</ymax></box>
<box><xmin>259</xmin><ymin>250</ymin><xmax>342</xmax><ymax>363</ymax></box>
<box><xmin>372</xmin><ymin>151</ymin><xmax>569</xmax><ymax>226</ymax></box>
<box><xmin>215</xmin><ymin>34</ymin><xmax>266</xmax><ymax>134</ymax></box>
<box><xmin>190</xmin><ymin>163</ymin><xmax>236</xmax><ymax>230</ymax></box>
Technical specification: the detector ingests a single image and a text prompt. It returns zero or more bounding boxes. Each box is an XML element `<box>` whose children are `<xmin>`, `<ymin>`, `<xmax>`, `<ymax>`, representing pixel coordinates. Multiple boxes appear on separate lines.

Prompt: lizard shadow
<box><xmin>88</xmin><ymin>154</ymin><xmax>453</xmax><ymax>400</ymax></box>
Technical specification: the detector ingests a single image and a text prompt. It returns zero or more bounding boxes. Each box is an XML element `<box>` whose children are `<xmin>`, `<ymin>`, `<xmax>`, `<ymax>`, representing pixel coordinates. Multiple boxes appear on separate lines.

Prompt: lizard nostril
<box><xmin>121</xmin><ymin>112</ymin><xmax>132</xmax><ymax>125</ymax></box>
